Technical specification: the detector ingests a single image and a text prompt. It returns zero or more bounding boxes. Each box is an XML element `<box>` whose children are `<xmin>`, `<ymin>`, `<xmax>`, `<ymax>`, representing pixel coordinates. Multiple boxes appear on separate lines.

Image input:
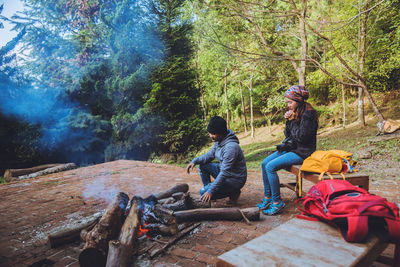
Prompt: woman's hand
<box><xmin>284</xmin><ymin>110</ymin><xmax>294</xmax><ymax>120</ymax></box>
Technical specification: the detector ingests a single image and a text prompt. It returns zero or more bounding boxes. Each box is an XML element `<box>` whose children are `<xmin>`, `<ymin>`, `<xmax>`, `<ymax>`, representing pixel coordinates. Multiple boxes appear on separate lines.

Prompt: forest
<box><xmin>1</xmin><ymin>0</ymin><xmax>400</xmax><ymax>174</ymax></box>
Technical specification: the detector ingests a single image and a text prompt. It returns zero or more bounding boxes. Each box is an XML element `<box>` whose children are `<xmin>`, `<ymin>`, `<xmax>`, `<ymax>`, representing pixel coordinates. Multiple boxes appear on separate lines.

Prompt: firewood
<box><xmin>161</xmin><ymin>193</ymin><xmax>211</xmax><ymax>211</ymax></box>
<box><xmin>172</xmin><ymin>192</ymin><xmax>185</xmax><ymax>200</ymax></box>
<box><xmin>157</xmin><ymin>197</ymin><xmax>175</xmax><ymax>205</ymax></box>
<box><xmin>4</xmin><ymin>163</ymin><xmax>61</xmax><ymax>181</ymax></box>
<box><xmin>162</xmin><ymin>193</ymin><xmax>192</xmax><ymax>211</ymax></box>
<box><xmin>173</xmin><ymin>207</ymin><xmax>260</xmax><ymax>223</ymax></box>
<box><xmin>153</xmin><ymin>205</ymin><xmax>177</xmax><ymax>226</ymax></box>
<box><xmin>149</xmin><ymin>223</ymin><xmax>201</xmax><ymax>258</ymax></box>
<box><xmin>144</xmin><ymin>223</ymin><xmax>177</xmax><ymax>236</ymax></box>
<box><xmin>79</xmin><ymin>192</ymin><xmax>129</xmax><ymax>267</ymax></box>
<box><xmin>189</xmin><ymin>196</ymin><xmax>211</xmax><ymax>209</ymax></box>
<box><xmin>47</xmin><ymin>212</ymin><xmax>102</xmax><ymax>248</ymax></box>
<box><xmin>152</xmin><ymin>183</ymin><xmax>189</xmax><ymax>200</ymax></box>
<box><xmin>106</xmin><ymin>198</ymin><xmax>141</xmax><ymax>267</ymax></box>
<box><xmin>10</xmin><ymin>163</ymin><xmax>77</xmax><ymax>182</ymax></box>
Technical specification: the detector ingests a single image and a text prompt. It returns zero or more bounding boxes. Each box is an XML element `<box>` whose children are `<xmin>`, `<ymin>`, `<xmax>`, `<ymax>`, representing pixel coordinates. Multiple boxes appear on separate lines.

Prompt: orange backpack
<box><xmin>297</xmin><ymin>150</ymin><xmax>357</xmax><ymax>197</ymax></box>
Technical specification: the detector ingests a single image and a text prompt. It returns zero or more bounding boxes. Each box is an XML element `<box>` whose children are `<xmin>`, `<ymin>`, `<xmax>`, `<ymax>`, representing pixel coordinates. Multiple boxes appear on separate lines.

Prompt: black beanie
<box><xmin>207</xmin><ymin>116</ymin><xmax>228</xmax><ymax>135</ymax></box>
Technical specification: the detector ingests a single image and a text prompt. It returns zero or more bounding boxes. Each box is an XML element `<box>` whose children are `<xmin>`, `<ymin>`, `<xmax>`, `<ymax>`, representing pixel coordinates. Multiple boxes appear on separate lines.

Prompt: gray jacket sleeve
<box><xmin>191</xmin><ymin>143</ymin><xmax>216</xmax><ymax>165</ymax></box>
<box><xmin>207</xmin><ymin>143</ymin><xmax>239</xmax><ymax>195</ymax></box>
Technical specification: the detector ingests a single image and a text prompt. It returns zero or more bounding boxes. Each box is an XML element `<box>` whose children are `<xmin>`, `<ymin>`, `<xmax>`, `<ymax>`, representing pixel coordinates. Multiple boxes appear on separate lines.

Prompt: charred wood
<box><xmin>149</xmin><ymin>223</ymin><xmax>201</xmax><ymax>258</ymax></box>
<box><xmin>144</xmin><ymin>223</ymin><xmax>177</xmax><ymax>236</ymax></box>
<box><xmin>171</xmin><ymin>192</ymin><xmax>185</xmax><ymax>200</ymax></box>
<box><xmin>79</xmin><ymin>192</ymin><xmax>129</xmax><ymax>267</ymax></box>
<box><xmin>152</xmin><ymin>183</ymin><xmax>189</xmax><ymax>200</ymax></box>
<box><xmin>106</xmin><ymin>198</ymin><xmax>141</xmax><ymax>267</ymax></box>
<box><xmin>161</xmin><ymin>193</ymin><xmax>192</xmax><ymax>211</ymax></box>
<box><xmin>47</xmin><ymin>212</ymin><xmax>102</xmax><ymax>248</ymax></box>
<box><xmin>157</xmin><ymin>197</ymin><xmax>175</xmax><ymax>205</ymax></box>
<box><xmin>173</xmin><ymin>207</ymin><xmax>260</xmax><ymax>223</ymax></box>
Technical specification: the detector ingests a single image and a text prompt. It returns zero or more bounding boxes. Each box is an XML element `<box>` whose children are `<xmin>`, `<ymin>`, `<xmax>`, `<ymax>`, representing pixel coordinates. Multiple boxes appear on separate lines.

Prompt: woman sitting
<box><xmin>257</xmin><ymin>85</ymin><xmax>318</xmax><ymax>215</ymax></box>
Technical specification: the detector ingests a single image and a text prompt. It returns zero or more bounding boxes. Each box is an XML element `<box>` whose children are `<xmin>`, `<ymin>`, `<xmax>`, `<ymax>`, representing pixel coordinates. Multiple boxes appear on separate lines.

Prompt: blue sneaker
<box><xmin>256</xmin><ymin>197</ymin><xmax>272</xmax><ymax>210</ymax></box>
<box><xmin>262</xmin><ymin>201</ymin><xmax>285</xmax><ymax>215</ymax></box>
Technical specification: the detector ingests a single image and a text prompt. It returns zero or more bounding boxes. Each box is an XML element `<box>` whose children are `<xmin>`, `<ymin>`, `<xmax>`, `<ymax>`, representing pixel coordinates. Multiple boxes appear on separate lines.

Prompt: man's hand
<box><xmin>186</xmin><ymin>162</ymin><xmax>195</xmax><ymax>174</ymax></box>
<box><xmin>200</xmin><ymin>192</ymin><xmax>212</xmax><ymax>202</ymax></box>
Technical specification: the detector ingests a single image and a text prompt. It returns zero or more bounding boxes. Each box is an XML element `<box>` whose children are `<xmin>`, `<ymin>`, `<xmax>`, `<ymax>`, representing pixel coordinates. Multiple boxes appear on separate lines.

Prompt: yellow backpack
<box><xmin>297</xmin><ymin>150</ymin><xmax>356</xmax><ymax>196</ymax></box>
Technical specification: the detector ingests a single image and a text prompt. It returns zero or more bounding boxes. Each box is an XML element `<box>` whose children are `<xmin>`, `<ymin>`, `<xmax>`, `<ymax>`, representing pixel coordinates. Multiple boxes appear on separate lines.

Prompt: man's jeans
<box><xmin>198</xmin><ymin>163</ymin><xmax>239</xmax><ymax>199</ymax></box>
<box><xmin>261</xmin><ymin>151</ymin><xmax>303</xmax><ymax>202</ymax></box>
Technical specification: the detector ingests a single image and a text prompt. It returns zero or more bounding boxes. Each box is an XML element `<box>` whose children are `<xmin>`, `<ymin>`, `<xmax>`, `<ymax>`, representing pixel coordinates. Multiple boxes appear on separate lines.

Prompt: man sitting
<box><xmin>186</xmin><ymin>116</ymin><xmax>247</xmax><ymax>204</ymax></box>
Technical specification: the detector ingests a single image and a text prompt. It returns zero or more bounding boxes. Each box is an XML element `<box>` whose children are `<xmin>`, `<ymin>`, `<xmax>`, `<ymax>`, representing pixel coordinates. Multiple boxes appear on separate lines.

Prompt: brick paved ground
<box><xmin>0</xmin><ymin>160</ymin><xmax>398</xmax><ymax>267</ymax></box>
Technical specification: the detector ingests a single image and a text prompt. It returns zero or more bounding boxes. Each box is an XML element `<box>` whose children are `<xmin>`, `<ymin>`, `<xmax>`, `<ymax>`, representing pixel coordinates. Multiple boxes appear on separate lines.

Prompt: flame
<box><xmin>137</xmin><ymin>223</ymin><xmax>150</xmax><ymax>237</ymax></box>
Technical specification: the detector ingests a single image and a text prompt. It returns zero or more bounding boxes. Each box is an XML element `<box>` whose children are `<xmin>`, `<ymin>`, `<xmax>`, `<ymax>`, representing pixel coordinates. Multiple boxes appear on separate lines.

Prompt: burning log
<box><xmin>4</xmin><ymin>163</ymin><xmax>61</xmax><ymax>181</ymax></box>
<box><xmin>79</xmin><ymin>192</ymin><xmax>129</xmax><ymax>267</ymax></box>
<box><xmin>10</xmin><ymin>163</ymin><xmax>77</xmax><ymax>182</ymax></box>
<box><xmin>161</xmin><ymin>193</ymin><xmax>211</xmax><ymax>211</ymax></box>
<box><xmin>152</xmin><ymin>183</ymin><xmax>189</xmax><ymax>200</ymax></box>
<box><xmin>173</xmin><ymin>207</ymin><xmax>260</xmax><ymax>223</ymax></box>
<box><xmin>172</xmin><ymin>192</ymin><xmax>185</xmax><ymax>200</ymax></box>
<box><xmin>47</xmin><ymin>212</ymin><xmax>103</xmax><ymax>248</ymax></box>
<box><xmin>144</xmin><ymin>223</ymin><xmax>177</xmax><ymax>236</ymax></box>
<box><xmin>157</xmin><ymin>197</ymin><xmax>175</xmax><ymax>205</ymax></box>
<box><xmin>162</xmin><ymin>193</ymin><xmax>192</xmax><ymax>211</ymax></box>
<box><xmin>106</xmin><ymin>198</ymin><xmax>141</xmax><ymax>267</ymax></box>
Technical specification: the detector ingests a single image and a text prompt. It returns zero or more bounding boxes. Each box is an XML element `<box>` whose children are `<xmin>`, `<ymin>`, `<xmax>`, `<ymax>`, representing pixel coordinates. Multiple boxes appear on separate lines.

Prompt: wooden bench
<box><xmin>280</xmin><ymin>165</ymin><xmax>370</xmax><ymax>197</ymax></box>
<box><xmin>217</xmin><ymin>218</ymin><xmax>399</xmax><ymax>267</ymax></box>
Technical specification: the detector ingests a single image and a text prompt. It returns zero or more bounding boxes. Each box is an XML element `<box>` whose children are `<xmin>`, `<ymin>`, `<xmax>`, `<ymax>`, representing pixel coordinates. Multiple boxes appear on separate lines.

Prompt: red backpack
<box><xmin>296</xmin><ymin>179</ymin><xmax>400</xmax><ymax>243</ymax></box>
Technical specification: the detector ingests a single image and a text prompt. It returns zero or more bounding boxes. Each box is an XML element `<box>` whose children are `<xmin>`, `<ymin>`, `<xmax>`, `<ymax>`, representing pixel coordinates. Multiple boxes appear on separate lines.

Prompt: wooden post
<box><xmin>106</xmin><ymin>198</ymin><xmax>141</xmax><ymax>267</ymax></box>
<box><xmin>79</xmin><ymin>192</ymin><xmax>129</xmax><ymax>267</ymax></box>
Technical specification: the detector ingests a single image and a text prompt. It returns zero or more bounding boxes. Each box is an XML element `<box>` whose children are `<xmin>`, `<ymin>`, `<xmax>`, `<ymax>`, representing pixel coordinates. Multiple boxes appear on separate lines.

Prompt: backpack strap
<box><xmin>345</xmin><ymin>216</ymin><xmax>369</xmax><ymax>242</ymax></box>
<box><xmin>385</xmin><ymin>218</ymin><xmax>400</xmax><ymax>243</ymax></box>
<box><xmin>297</xmin><ymin>171</ymin><xmax>303</xmax><ymax>197</ymax></box>
<box><xmin>318</xmin><ymin>172</ymin><xmax>325</xmax><ymax>180</ymax></box>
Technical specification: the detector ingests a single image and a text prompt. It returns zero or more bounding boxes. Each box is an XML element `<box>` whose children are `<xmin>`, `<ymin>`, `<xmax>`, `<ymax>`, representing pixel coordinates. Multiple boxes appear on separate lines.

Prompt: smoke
<box><xmin>82</xmin><ymin>176</ymin><xmax>120</xmax><ymax>204</ymax></box>
<box><xmin>0</xmin><ymin>0</ymin><xmax>164</xmax><ymax>165</ymax></box>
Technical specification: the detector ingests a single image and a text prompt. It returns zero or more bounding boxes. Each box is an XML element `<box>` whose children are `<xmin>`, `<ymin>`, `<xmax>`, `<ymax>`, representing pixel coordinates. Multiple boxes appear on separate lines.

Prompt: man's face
<box><xmin>209</xmin><ymin>132</ymin><xmax>223</xmax><ymax>142</ymax></box>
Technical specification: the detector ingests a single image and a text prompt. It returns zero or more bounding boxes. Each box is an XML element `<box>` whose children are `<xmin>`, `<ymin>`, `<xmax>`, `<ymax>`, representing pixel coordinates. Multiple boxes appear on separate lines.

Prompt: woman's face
<box><xmin>285</xmin><ymin>97</ymin><xmax>298</xmax><ymax>111</ymax></box>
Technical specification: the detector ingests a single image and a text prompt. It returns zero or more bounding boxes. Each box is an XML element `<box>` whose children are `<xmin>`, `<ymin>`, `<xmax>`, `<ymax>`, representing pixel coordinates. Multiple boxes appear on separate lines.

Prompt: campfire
<box><xmin>47</xmin><ymin>183</ymin><xmax>260</xmax><ymax>267</ymax></box>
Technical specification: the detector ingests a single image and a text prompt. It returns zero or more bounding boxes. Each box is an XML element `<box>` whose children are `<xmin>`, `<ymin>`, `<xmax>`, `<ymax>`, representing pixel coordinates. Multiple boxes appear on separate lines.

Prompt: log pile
<box><xmin>47</xmin><ymin>183</ymin><xmax>260</xmax><ymax>267</ymax></box>
<box><xmin>4</xmin><ymin>163</ymin><xmax>77</xmax><ymax>182</ymax></box>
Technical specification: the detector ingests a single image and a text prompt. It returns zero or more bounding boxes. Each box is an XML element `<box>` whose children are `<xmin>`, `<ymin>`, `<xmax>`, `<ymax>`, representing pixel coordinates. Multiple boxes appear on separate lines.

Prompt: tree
<box><xmin>145</xmin><ymin>0</ymin><xmax>207</xmax><ymax>156</ymax></box>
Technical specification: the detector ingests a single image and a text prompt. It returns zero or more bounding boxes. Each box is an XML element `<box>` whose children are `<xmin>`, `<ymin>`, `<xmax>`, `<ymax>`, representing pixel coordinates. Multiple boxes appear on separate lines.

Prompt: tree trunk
<box><xmin>79</xmin><ymin>192</ymin><xmax>129</xmax><ymax>267</ymax></box>
<box><xmin>249</xmin><ymin>72</ymin><xmax>255</xmax><ymax>138</ymax></box>
<box><xmin>174</xmin><ymin>207</ymin><xmax>260</xmax><ymax>223</ymax></box>
<box><xmin>298</xmin><ymin>0</ymin><xmax>308</xmax><ymax>86</ymax></box>
<box><xmin>357</xmin><ymin>0</ymin><xmax>371</xmax><ymax>126</ymax></box>
<box><xmin>195</xmin><ymin>56</ymin><xmax>207</xmax><ymax>122</ymax></box>
<box><xmin>342</xmin><ymin>84</ymin><xmax>346</xmax><ymax>128</ymax></box>
<box><xmin>224</xmin><ymin>66</ymin><xmax>230</xmax><ymax>128</ymax></box>
<box><xmin>240</xmin><ymin>81</ymin><xmax>248</xmax><ymax>133</ymax></box>
<box><xmin>106</xmin><ymin>199</ymin><xmax>141</xmax><ymax>267</ymax></box>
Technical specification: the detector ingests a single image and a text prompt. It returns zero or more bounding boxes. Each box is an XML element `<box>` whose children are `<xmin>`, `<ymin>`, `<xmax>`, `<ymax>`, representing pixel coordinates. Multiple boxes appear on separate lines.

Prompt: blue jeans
<box><xmin>261</xmin><ymin>151</ymin><xmax>304</xmax><ymax>202</ymax></box>
<box><xmin>198</xmin><ymin>163</ymin><xmax>240</xmax><ymax>199</ymax></box>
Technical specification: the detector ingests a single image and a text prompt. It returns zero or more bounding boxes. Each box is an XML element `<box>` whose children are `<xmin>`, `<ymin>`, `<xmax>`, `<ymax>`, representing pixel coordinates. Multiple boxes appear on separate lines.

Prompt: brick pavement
<box><xmin>0</xmin><ymin>160</ymin><xmax>398</xmax><ymax>267</ymax></box>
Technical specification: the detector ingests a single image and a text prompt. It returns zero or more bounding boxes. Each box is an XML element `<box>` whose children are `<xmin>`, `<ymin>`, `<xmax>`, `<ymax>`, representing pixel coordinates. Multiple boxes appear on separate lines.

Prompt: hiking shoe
<box><xmin>262</xmin><ymin>201</ymin><xmax>285</xmax><ymax>215</ymax></box>
<box><xmin>256</xmin><ymin>197</ymin><xmax>272</xmax><ymax>210</ymax></box>
<box><xmin>227</xmin><ymin>190</ymin><xmax>241</xmax><ymax>205</ymax></box>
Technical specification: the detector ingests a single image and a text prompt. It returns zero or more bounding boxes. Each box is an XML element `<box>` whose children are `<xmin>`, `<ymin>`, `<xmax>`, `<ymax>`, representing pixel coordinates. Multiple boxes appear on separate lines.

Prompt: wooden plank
<box><xmin>217</xmin><ymin>218</ymin><xmax>387</xmax><ymax>267</ymax></box>
<box><xmin>288</xmin><ymin>165</ymin><xmax>369</xmax><ymax>191</ymax></box>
